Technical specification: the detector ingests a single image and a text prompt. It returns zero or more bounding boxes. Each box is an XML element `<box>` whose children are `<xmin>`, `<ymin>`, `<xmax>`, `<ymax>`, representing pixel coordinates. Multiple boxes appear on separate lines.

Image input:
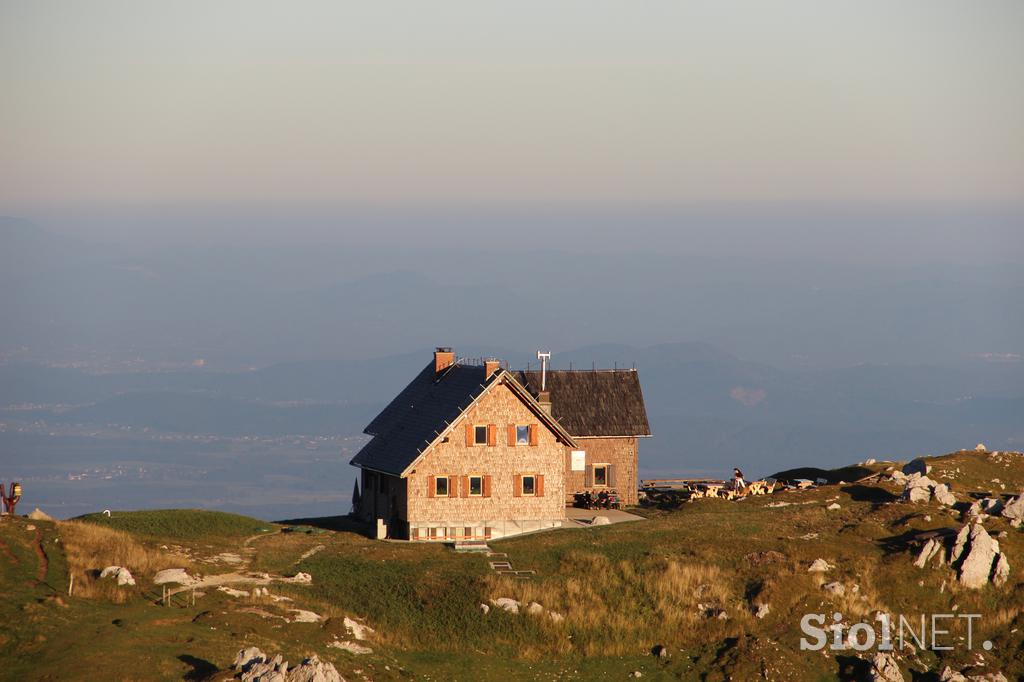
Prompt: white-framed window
<box><xmin>474</xmin><ymin>425</ymin><xmax>488</xmax><ymax>445</ymax></box>
<box><xmin>468</xmin><ymin>475</ymin><xmax>483</xmax><ymax>496</ymax></box>
<box><xmin>435</xmin><ymin>476</ymin><xmax>449</xmax><ymax>497</ymax></box>
<box><xmin>522</xmin><ymin>474</ymin><xmax>536</xmax><ymax>496</ymax></box>
<box><xmin>516</xmin><ymin>425</ymin><xmax>530</xmax><ymax>445</ymax></box>
<box><xmin>593</xmin><ymin>465</ymin><xmax>608</xmax><ymax>487</ymax></box>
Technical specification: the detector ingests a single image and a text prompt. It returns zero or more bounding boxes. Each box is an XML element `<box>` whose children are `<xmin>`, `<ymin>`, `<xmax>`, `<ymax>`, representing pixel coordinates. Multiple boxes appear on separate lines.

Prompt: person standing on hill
<box><xmin>733</xmin><ymin>468</ymin><xmax>746</xmax><ymax>490</ymax></box>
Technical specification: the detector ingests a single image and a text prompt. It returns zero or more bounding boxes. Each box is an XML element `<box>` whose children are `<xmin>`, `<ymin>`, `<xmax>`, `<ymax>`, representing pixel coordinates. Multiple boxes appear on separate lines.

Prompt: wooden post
<box><xmin>68</xmin><ymin>574</ymin><xmax>74</xmax><ymax>596</ymax></box>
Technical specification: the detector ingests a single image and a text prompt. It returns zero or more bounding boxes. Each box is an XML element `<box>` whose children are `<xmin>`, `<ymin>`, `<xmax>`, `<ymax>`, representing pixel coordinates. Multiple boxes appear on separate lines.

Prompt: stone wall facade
<box><xmin>402</xmin><ymin>378</ymin><xmax>568</xmax><ymax>541</ymax></box>
<box><xmin>565</xmin><ymin>436</ymin><xmax>639</xmax><ymax>506</ymax></box>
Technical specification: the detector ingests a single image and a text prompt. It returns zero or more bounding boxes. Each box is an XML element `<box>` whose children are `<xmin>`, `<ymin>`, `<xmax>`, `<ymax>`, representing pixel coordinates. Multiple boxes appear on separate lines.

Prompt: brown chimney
<box><xmin>537</xmin><ymin>390</ymin><xmax>552</xmax><ymax>415</ymax></box>
<box><xmin>434</xmin><ymin>347</ymin><xmax>455</xmax><ymax>374</ymax></box>
<box><xmin>484</xmin><ymin>358</ymin><xmax>501</xmax><ymax>379</ymax></box>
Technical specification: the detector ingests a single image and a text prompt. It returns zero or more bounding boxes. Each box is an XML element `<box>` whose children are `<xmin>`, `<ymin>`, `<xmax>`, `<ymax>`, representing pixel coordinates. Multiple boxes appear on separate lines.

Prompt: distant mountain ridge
<box><xmin>2</xmin><ymin>341</ymin><xmax>1021</xmax><ymax>478</ymax></box>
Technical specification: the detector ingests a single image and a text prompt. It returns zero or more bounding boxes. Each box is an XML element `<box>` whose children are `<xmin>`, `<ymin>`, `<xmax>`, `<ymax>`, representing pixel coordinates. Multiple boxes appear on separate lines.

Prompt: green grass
<box><xmin>2</xmin><ymin>450</ymin><xmax>1023</xmax><ymax>680</ymax></box>
<box><xmin>74</xmin><ymin>509</ymin><xmax>273</xmax><ymax>541</ymax></box>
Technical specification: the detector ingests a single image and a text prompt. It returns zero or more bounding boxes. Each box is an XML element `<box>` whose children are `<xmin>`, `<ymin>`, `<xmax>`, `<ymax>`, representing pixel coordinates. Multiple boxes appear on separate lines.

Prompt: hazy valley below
<box><xmin>1</xmin><ymin>216</ymin><xmax>1021</xmax><ymax>520</ymax></box>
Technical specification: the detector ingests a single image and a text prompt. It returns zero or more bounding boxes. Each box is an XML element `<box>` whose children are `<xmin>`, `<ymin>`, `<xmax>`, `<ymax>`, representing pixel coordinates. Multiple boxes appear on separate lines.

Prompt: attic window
<box><xmin>474</xmin><ymin>425</ymin><xmax>488</xmax><ymax>445</ymax></box>
<box><xmin>516</xmin><ymin>425</ymin><xmax>530</xmax><ymax>445</ymax></box>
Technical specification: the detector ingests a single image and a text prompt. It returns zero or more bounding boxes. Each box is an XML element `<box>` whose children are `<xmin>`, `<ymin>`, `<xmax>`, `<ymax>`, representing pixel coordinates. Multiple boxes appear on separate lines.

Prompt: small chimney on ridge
<box><xmin>537</xmin><ymin>390</ymin><xmax>552</xmax><ymax>415</ymax></box>
<box><xmin>484</xmin><ymin>358</ymin><xmax>501</xmax><ymax>380</ymax></box>
<box><xmin>434</xmin><ymin>347</ymin><xmax>455</xmax><ymax>374</ymax></box>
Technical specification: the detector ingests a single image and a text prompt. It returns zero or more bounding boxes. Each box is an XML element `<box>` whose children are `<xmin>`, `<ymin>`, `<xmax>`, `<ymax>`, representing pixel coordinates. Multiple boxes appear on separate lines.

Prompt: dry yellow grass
<box><xmin>487</xmin><ymin>551</ymin><xmax>745</xmax><ymax>656</ymax></box>
<box><xmin>58</xmin><ymin>520</ymin><xmax>187</xmax><ymax>602</ymax></box>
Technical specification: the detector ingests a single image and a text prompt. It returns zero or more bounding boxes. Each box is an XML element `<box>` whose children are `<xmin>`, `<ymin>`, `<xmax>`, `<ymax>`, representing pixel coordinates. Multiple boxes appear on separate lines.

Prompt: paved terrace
<box><xmin>564</xmin><ymin>506</ymin><xmax>645</xmax><ymax>527</ymax></box>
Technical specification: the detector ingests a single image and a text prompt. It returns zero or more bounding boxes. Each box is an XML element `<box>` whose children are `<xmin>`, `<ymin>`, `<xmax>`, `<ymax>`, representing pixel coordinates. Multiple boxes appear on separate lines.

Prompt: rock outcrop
<box><xmin>939</xmin><ymin>666</ymin><xmax>1009</xmax><ymax>681</ymax></box>
<box><xmin>900</xmin><ymin>474</ymin><xmax>957</xmax><ymax>506</ymax></box>
<box><xmin>821</xmin><ymin>582</ymin><xmax>845</xmax><ymax>596</ymax></box>
<box><xmin>913</xmin><ymin>539</ymin><xmax>944</xmax><ymax>568</ymax></box>
<box><xmin>1001</xmin><ymin>493</ymin><xmax>1024</xmax><ymax>527</ymax></box>
<box><xmin>867</xmin><ymin>652</ymin><xmax>905</xmax><ymax>682</ymax></box>
<box><xmin>328</xmin><ymin>640</ymin><xmax>372</xmax><ymax>655</ymax></box>
<box><xmin>950</xmin><ymin>523</ymin><xmax>1009</xmax><ymax>589</ymax></box>
<box><xmin>932</xmin><ymin>483</ymin><xmax>957</xmax><ymax>507</ymax></box>
<box><xmin>490</xmin><ymin>597</ymin><xmax>520</xmax><ymax>613</ymax></box>
<box><xmin>234</xmin><ymin>647</ymin><xmax>343</xmax><ymax>682</ymax></box>
<box><xmin>99</xmin><ymin>565</ymin><xmax>136</xmax><ymax>586</ymax></box>
<box><xmin>343</xmin><ymin>616</ymin><xmax>374</xmax><ymax>640</ymax></box>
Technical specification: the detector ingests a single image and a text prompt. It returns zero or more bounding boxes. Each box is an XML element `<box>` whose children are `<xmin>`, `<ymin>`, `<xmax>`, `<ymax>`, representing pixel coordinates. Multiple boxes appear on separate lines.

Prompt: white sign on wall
<box><xmin>571</xmin><ymin>450</ymin><xmax>586</xmax><ymax>472</ymax></box>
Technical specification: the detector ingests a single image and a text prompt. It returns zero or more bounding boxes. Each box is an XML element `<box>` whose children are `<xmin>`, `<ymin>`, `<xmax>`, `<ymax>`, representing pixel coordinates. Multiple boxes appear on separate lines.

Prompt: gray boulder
<box><xmin>234</xmin><ymin>647</ymin><xmax>267</xmax><ymax>671</ymax></box>
<box><xmin>868</xmin><ymin>652</ymin><xmax>905</xmax><ymax>682</ymax></box>
<box><xmin>821</xmin><ymin>582</ymin><xmax>845</xmax><ymax>596</ymax></box>
<box><xmin>950</xmin><ymin>524</ymin><xmax>971</xmax><ymax>564</ymax></box>
<box><xmin>953</xmin><ymin>523</ymin><xmax>1009</xmax><ymax>589</ymax></box>
<box><xmin>913</xmin><ymin>539</ymin><xmax>943</xmax><ymax>568</ymax></box>
<box><xmin>932</xmin><ymin>483</ymin><xmax>957</xmax><ymax>507</ymax></box>
<box><xmin>1001</xmin><ymin>494</ymin><xmax>1024</xmax><ymax>526</ymax></box>
<box><xmin>234</xmin><ymin>648</ymin><xmax>342</xmax><ymax>682</ymax></box>
<box><xmin>982</xmin><ymin>498</ymin><xmax>1005</xmax><ymax>515</ymax></box>
<box><xmin>938</xmin><ymin>667</ymin><xmax>967</xmax><ymax>682</ymax></box>
<box><xmin>993</xmin><ymin>553</ymin><xmax>1010</xmax><ymax>587</ymax></box>
<box><xmin>904</xmin><ymin>485</ymin><xmax>932</xmax><ymax>503</ymax></box>
<box><xmin>99</xmin><ymin>565</ymin><xmax>136</xmax><ymax>586</ymax></box>
<box><xmin>939</xmin><ymin>668</ymin><xmax>1008</xmax><ymax>682</ymax></box>
<box><xmin>490</xmin><ymin>597</ymin><xmax>520</xmax><ymax>613</ymax></box>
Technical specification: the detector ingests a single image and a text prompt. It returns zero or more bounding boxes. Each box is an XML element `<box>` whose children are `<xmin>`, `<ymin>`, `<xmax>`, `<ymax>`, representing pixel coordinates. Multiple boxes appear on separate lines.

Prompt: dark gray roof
<box><xmin>351</xmin><ymin>362</ymin><xmax>495</xmax><ymax>476</ymax></box>
<box><xmin>512</xmin><ymin>369</ymin><xmax>651</xmax><ymax>437</ymax></box>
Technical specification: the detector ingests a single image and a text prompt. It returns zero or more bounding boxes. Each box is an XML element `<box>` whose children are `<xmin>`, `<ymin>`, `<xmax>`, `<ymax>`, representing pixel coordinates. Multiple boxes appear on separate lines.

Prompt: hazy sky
<box><xmin>2</xmin><ymin>1</ymin><xmax>1023</xmax><ymax>207</ymax></box>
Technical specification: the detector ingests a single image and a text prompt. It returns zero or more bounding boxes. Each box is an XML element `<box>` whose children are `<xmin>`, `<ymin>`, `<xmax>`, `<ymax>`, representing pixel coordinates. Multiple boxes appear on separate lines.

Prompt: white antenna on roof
<box><xmin>536</xmin><ymin>350</ymin><xmax>551</xmax><ymax>391</ymax></box>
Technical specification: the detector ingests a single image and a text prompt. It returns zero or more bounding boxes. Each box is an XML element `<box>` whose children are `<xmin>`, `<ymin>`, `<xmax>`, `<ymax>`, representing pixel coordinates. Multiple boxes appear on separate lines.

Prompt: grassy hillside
<box><xmin>1</xmin><ymin>450</ymin><xmax>1022</xmax><ymax>680</ymax></box>
<box><xmin>74</xmin><ymin>509</ymin><xmax>272</xmax><ymax>541</ymax></box>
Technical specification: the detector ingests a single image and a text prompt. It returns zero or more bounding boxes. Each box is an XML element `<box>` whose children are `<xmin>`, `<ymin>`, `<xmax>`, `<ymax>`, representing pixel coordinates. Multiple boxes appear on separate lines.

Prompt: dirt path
<box><xmin>32</xmin><ymin>528</ymin><xmax>48</xmax><ymax>583</ymax></box>
<box><xmin>242</xmin><ymin>529</ymin><xmax>280</xmax><ymax>549</ymax></box>
<box><xmin>167</xmin><ymin>569</ymin><xmax>310</xmax><ymax>596</ymax></box>
<box><xmin>166</xmin><ymin>529</ymin><xmax>306</xmax><ymax>597</ymax></box>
